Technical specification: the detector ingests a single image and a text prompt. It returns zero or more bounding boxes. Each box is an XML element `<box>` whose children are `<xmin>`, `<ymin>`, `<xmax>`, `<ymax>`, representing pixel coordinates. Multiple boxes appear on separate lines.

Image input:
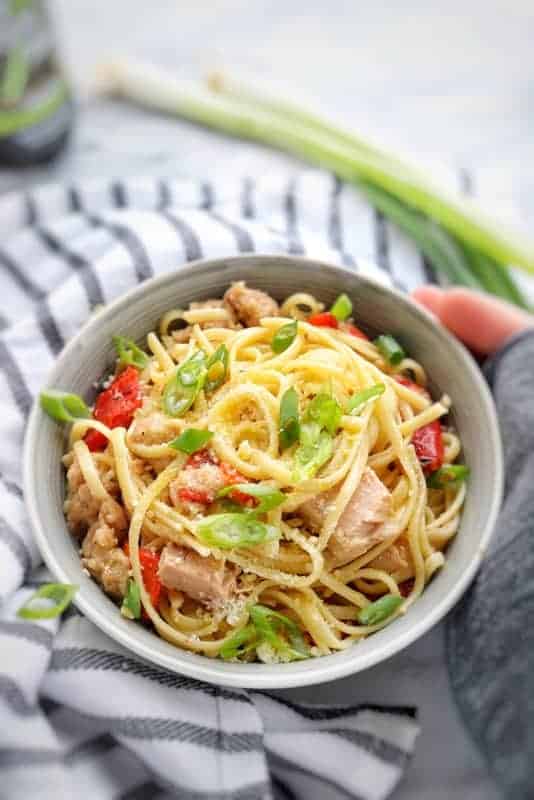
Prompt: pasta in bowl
<box><xmin>40</xmin><ymin>280</ymin><xmax>469</xmax><ymax>664</ymax></box>
<box><xmin>25</xmin><ymin>255</ymin><xmax>502</xmax><ymax>687</ymax></box>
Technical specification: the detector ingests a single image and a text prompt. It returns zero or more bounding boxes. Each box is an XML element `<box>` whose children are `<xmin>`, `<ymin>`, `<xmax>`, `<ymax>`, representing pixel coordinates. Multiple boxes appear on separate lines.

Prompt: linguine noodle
<box><xmin>59</xmin><ymin>284</ymin><xmax>466</xmax><ymax>663</ymax></box>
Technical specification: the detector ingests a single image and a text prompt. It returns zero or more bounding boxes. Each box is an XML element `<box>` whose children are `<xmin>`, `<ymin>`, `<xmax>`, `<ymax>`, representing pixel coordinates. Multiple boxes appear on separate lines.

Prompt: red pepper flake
<box><xmin>307</xmin><ymin>311</ymin><xmax>339</xmax><ymax>329</ymax></box>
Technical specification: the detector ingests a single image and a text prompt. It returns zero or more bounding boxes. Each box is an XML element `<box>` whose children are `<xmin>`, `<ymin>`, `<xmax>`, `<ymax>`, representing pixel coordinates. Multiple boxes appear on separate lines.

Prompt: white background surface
<box><xmin>2</xmin><ymin>2</ymin><xmax>530</xmax><ymax>797</ymax></box>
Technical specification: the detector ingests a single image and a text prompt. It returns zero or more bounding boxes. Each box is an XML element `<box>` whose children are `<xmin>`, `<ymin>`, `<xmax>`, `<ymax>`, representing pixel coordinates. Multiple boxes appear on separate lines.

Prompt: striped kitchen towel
<box><xmin>0</xmin><ymin>169</ymin><xmax>436</xmax><ymax>800</ymax></box>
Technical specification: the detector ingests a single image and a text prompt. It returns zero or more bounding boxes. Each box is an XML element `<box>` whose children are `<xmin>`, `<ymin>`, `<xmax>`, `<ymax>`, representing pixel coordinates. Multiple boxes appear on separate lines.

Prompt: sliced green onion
<box><xmin>17</xmin><ymin>583</ymin><xmax>77</xmax><ymax>620</ymax></box>
<box><xmin>374</xmin><ymin>334</ymin><xmax>405</xmax><ymax>366</ymax></box>
<box><xmin>347</xmin><ymin>383</ymin><xmax>385</xmax><ymax>415</ymax></box>
<box><xmin>121</xmin><ymin>579</ymin><xmax>141</xmax><ymax>620</ymax></box>
<box><xmin>205</xmin><ymin>344</ymin><xmax>229</xmax><ymax>393</ymax></box>
<box><xmin>169</xmin><ymin>428</ymin><xmax>213</xmax><ymax>454</ymax></box>
<box><xmin>299</xmin><ymin>420</ymin><xmax>320</xmax><ymax>448</ymax></box>
<box><xmin>271</xmin><ymin>320</ymin><xmax>298</xmax><ymax>354</ymax></box>
<box><xmin>291</xmin><ymin>390</ymin><xmax>341</xmax><ymax>482</ymax></box>
<box><xmin>179</xmin><ymin>350</ymin><xmax>207</xmax><ymax>386</ymax></box>
<box><xmin>218</xmin><ymin>483</ymin><xmax>285</xmax><ymax>515</ymax></box>
<box><xmin>304</xmin><ymin>392</ymin><xmax>342</xmax><ymax>435</ymax></box>
<box><xmin>40</xmin><ymin>390</ymin><xmax>90</xmax><ymax>423</ymax></box>
<box><xmin>250</xmin><ymin>604</ymin><xmax>310</xmax><ymax>660</ymax></box>
<box><xmin>162</xmin><ymin>350</ymin><xmax>207</xmax><ymax>416</ymax></box>
<box><xmin>293</xmin><ymin>426</ymin><xmax>333</xmax><ymax>482</ymax></box>
<box><xmin>220</xmin><ymin>604</ymin><xmax>310</xmax><ymax>661</ymax></box>
<box><xmin>113</xmin><ymin>335</ymin><xmax>149</xmax><ymax>370</ymax></box>
<box><xmin>427</xmin><ymin>464</ymin><xmax>470</xmax><ymax>489</ymax></box>
<box><xmin>216</xmin><ymin>497</ymin><xmax>246</xmax><ymax>514</ymax></box>
<box><xmin>357</xmin><ymin>594</ymin><xmax>403</xmax><ymax>626</ymax></box>
<box><xmin>219</xmin><ymin>623</ymin><xmax>258</xmax><ymax>660</ymax></box>
<box><xmin>330</xmin><ymin>293</ymin><xmax>352</xmax><ymax>321</ymax></box>
<box><xmin>279</xmin><ymin>387</ymin><xmax>300</xmax><ymax>450</ymax></box>
<box><xmin>196</xmin><ymin>513</ymin><xmax>280</xmax><ymax>549</ymax></box>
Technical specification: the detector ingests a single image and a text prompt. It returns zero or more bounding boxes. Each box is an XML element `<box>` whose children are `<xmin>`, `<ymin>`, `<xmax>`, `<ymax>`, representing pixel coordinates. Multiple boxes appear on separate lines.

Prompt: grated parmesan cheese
<box><xmin>256</xmin><ymin>642</ymin><xmax>293</xmax><ymax>664</ymax></box>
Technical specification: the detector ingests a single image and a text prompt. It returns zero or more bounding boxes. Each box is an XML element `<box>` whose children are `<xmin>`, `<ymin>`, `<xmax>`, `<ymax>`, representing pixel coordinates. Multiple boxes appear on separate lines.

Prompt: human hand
<box><xmin>411</xmin><ymin>286</ymin><xmax>534</xmax><ymax>356</ymax></box>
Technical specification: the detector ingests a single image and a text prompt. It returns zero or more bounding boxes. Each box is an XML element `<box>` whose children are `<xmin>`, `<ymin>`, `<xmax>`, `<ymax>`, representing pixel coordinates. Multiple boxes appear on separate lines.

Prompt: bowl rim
<box><xmin>23</xmin><ymin>254</ymin><xmax>504</xmax><ymax>689</ymax></box>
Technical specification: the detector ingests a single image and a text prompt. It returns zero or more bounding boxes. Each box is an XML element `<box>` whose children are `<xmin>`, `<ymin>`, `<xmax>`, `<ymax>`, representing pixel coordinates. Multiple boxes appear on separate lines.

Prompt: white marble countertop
<box><xmin>2</xmin><ymin>2</ymin><xmax>530</xmax><ymax>797</ymax></box>
<box><xmin>2</xmin><ymin>0</ymin><xmax>534</xmax><ymax>224</ymax></box>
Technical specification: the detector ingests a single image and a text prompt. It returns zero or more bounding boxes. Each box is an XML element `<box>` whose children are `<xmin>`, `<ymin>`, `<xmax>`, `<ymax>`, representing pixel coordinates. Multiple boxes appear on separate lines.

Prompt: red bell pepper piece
<box><xmin>123</xmin><ymin>543</ymin><xmax>163</xmax><ymax>609</ymax></box>
<box><xmin>308</xmin><ymin>311</ymin><xmax>339</xmax><ymax>329</ymax></box>
<box><xmin>179</xmin><ymin>450</ymin><xmax>257</xmax><ymax>507</ymax></box>
<box><xmin>84</xmin><ymin>429</ymin><xmax>109</xmax><ymax>452</ymax></box>
<box><xmin>185</xmin><ymin>449</ymin><xmax>217</xmax><ymax>469</ymax></box>
<box><xmin>411</xmin><ymin>420</ymin><xmax>444</xmax><ymax>473</ymax></box>
<box><xmin>396</xmin><ymin>377</ymin><xmax>442</xmax><ymax>472</ymax></box>
<box><xmin>342</xmin><ymin>323</ymin><xmax>369</xmax><ymax>341</ymax></box>
<box><xmin>219</xmin><ymin>462</ymin><xmax>258</xmax><ymax>508</ymax></box>
<box><xmin>138</xmin><ymin>548</ymin><xmax>162</xmax><ymax>608</ymax></box>
<box><xmin>178</xmin><ymin>487</ymin><xmax>214</xmax><ymax>505</ymax></box>
<box><xmin>180</xmin><ymin>450</ymin><xmax>218</xmax><ymax>505</ymax></box>
<box><xmin>85</xmin><ymin>366</ymin><xmax>143</xmax><ymax>452</ymax></box>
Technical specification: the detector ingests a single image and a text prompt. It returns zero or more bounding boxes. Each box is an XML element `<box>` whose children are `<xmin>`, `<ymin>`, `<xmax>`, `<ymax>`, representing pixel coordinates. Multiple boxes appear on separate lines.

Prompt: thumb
<box><xmin>411</xmin><ymin>286</ymin><xmax>534</xmax><ymax>356</ymax></box>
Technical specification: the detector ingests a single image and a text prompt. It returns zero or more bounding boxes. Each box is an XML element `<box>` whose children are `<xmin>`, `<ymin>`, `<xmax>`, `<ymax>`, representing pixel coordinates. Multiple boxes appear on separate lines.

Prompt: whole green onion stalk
<box><xmin>207</xmin><ymin>71</ymin><xmax>533</xmax><ymax>305</ymax></box>
<box><xmin>98</xmin><ymin>59</ymin><xmax>534</xmax><ymax>305</ymax></box>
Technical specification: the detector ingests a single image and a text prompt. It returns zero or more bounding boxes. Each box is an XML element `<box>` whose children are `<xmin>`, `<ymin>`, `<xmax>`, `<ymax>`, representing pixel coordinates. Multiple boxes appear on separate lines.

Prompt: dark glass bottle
<box><xmin>0</xmin><ymin>0</ymin><xmax>74</xmax><ymax>166</ymax></box>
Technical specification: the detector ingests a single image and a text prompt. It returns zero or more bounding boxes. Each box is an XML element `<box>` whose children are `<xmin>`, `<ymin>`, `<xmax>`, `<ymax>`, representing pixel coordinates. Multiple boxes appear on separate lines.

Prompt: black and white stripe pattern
<box><xmin>0</xmin><ymin>170</ymin><xmax>430</xmax><ymax>800</ymax></box>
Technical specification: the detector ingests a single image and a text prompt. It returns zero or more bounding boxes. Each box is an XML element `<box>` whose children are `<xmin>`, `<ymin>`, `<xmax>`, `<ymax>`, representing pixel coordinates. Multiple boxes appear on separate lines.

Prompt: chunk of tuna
<box><xmin>81</xmin><ymin>499</ymin><xmax>129</xmax><ymax>598</ymax></box>
<box><xmin>63</xmin><ymin>454</ymin><xmax>120</xmax><ymax>537</ymax></box>
<box><xmin>158</xmin><ymin>544</ymin><xmax>237</xmax><ymax>605</ymax></box>
<box><xmin>224</xmin><ymin>282</ymin><xmax>279</xmax><ymax>327</ymax></box>
<box><xmin>129</xmin><ymin>411</ymin><xmax>174</xmax><ymax>446</ymax></box>
<box><xmin>298</xmin><ymin>467</ymin><xmax>393</xmax><ymax>567</ymax></box>
<box><xmin>369</xmin><ymin>535</ymin><xmax>413</xmax><ymax>581</ymax></box>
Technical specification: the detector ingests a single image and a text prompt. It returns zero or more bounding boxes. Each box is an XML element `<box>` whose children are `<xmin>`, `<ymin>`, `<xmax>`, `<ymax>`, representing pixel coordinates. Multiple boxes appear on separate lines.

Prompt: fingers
<box><xmin>412</xmin><ymin>286</ymin><xmax>534</xmax><ymax>356</ymax></box>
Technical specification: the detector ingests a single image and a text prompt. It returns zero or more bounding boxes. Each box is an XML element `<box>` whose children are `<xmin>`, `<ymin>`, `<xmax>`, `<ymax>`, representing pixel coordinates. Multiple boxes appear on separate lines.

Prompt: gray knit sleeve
<box><xmin>447</xmin><ymin>330</ymin><xmax>534</xmax><ymax>800</ymax></box>
<box><xmin>485</xmin><ymin>329</ymin><xmax>534</xmax><ymax>492</ymax></box>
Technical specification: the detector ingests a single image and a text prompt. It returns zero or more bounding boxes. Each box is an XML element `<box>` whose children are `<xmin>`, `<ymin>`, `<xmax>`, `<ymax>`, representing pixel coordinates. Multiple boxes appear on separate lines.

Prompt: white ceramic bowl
<box><xmin>24</xmin><ymin>255</ymin><xmax>503</xmax><ymax>689</ymax></box>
